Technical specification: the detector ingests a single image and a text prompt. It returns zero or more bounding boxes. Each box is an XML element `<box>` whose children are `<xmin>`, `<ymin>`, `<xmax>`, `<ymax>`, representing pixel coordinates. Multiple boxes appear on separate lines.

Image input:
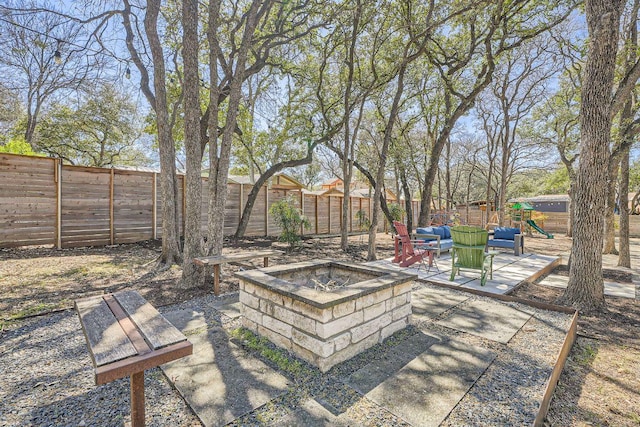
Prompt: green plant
<box><xmin>573</xmin><ymin>342</ymin><xmax>598</xmax><ymax>366</ymax></box>
<box><xmin>269</xmin><ymin>195</ymin><xmax>310</xmax><ymax>249</ymax></box>
<box><xmin>387</xmin><ymin>203</ymin><xmax>405</xmax><ymax>228</ymax></box>
<box><xmin>355</xmin><ymin>209</ymin><xmax>370</xmax><ymax>232</ymax></box>
<box><xmin>230</xmin><ymin>327</ymin><xmax>308</xmax><ymax>376</ymax></box>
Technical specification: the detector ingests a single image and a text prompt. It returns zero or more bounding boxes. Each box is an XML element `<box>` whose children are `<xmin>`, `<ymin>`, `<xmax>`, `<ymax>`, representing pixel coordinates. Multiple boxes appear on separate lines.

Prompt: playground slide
<box><xmin>526</xmin><ymin>219</ymin><xmax>554</xmax><ymax>239</ymax></box>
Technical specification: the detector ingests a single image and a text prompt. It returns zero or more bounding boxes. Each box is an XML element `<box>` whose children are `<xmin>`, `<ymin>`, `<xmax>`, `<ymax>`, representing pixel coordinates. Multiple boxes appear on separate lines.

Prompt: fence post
<box><xmin>328</xmin><ymin>197</ymin><xmax>332</xmax><ymax>234</ymax></box>
<box><xmin>315</xmin><ymin>195</ymin><xmax>318</xmax><ymax>235</ymax></box>
<box><xmin>182</xmin><ymin>176</ymin><xmax>186</xmax><ymax>237</ymax></box>
<box><xmin>264</xmin><ymin>186</ymin><xmax>269</xmax><ymax>236</ymax></box>
<box><xmin>55</xmin><ymin>159</ymin><xmax>62</xmax><ymax>249</ymax></box>
<box><xmin>110</xmin><ymin>168</ymin><xmax>115</xmax><ymax>245</ymax></box>
<box><xmin>338</xmin><ymin>197</ymin><xmax>344</xmax><ymax>232</ymax></box>
<box><xmin>300</xmin><ymin>191</ymin><xmax>304</xmax><ymax>236</ymax></box>
<box><xmin>152</xmin><ymin>173</ymin><xmax>157</xmax><ymax>240</ymax></box>
<box><xmin>239</xmin><ymin>183</ymin><xmax>244</xmax><ymax>220</ymax></box>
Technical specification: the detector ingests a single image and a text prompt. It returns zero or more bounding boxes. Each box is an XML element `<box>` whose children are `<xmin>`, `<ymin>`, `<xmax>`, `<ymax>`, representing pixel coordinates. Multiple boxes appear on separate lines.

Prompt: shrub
<box><xmin>269</xmin><ymin>195</ymin><xmax>310</xmax><ymax>249</ymax></box>
<box><xmin>355</xmin><ymin>209</ymin><xmax>370</xmax><ymax>232</ymax></box>
<box><xmin>387</xmin><ymin>203</ymin><xmax>405</xmax><ymax>228</ymax></box>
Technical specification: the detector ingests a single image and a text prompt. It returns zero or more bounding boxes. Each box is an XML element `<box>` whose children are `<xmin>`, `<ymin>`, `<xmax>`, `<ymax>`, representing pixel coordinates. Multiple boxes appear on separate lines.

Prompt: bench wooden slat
<box><xmin>193</xmin><ymin>249</ymin><xmax>283</xmax><ymax>266</ymax></box>
<box><xmin>95</xmin><ymin>340</ymin><xmax>193</xmax><ymax>385</ymax></box>
<box><xmin>104</xmin><ymin>294</ymin><xmax>152</xmax><ymax>355</ymax></box>
<box><xmin>75</xmin><ymin>297</ymin><xmax>137</xmax><ymax>367</ymax></box>
<box><xmin>113</xmin><ymin>290</ymin><xmax>187</xmax><ymax>350</ymax></box>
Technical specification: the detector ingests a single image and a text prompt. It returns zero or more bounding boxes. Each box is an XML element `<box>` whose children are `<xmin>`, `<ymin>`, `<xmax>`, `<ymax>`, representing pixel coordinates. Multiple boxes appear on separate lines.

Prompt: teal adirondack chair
<box><xmin>450</xmin><ymin>226</ymin><xmax>495</xmax><ymax>286</ymax></box>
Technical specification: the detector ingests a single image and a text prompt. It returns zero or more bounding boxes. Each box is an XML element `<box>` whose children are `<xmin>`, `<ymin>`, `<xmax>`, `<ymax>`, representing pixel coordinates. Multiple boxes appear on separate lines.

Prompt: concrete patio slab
<box><xmin>161</xmin><ymin>327</ymin><xmax>288</xmax><ymax>427</ymax></box>
<box><xmin>436</xmin><ymin>300</ymin><xmax>534</xmax><ymax>344</ymax></box>
<box><xmin>211</xmin><ymin>294</ymin><xmax>242</xmax><ymax>319</ymax></box>
<box><xmin>460</xmin><ymin>280</ymin><xmax>514</xmax><ymax>294</ymax></box>
<box><xmin>163</xmin><ymin>309</ymin><xmax>207</xmax><ymax>333</ymax></box>
<box><xmin>369</xmin><ymin>252</ymin><xmax>560</xmax><ymax>296</ymax></box>
<box><xmin>539</xmin><ymin>274</ymin><xmax>636</xmax><ymax>299</ymax></box>
<box><xmin>346</xmin><ymin>332</ymin><xmax>444</xmax><ymax>395</ymax></box>
<box><xmin>520</xmin><ymin>253</ymin><xmax>559</xmax><ymax>268</ymax></box>
<box><xmin>411</xmin><ymin>286</ymin><xmax>470</xmax><ymax>321</ymax></box>
<box><xmin>491</xmin><ymin>265</ymin><xmax>533</xmax><ymax>282</ymax></box>
<box><xmin>429</xmin><ymin>271</ymin><xmax>476</xmax><ymax>285</ymax></box>
<box><xmin>603</xmin><ymin>281</ymin><xmax>636</xmax><ymax>298</ymax></box>
<box><xmin>278</xmin><ymin>398</ymin><xmax>358</xmax><ymax>427</ymax></box>
<box><xmin>357</xmin><ymin>338</ymin><xmax>496</xmax><ymax>427</ymax></box>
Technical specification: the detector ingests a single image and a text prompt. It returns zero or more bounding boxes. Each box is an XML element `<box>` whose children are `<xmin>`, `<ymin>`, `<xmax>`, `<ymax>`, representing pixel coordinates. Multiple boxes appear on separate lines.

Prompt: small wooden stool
<box><xmin>76</xmin><ymin>290</ymin><xmax>192</xmax><ymax>427</ymax></box>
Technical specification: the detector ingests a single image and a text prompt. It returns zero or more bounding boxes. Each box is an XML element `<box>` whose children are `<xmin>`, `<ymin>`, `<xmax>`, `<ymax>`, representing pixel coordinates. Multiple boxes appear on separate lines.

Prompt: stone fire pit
<box><xmin>235</xmin><ymin>260</ymin><xmax>417</xmax><ymax>372</ymax></box>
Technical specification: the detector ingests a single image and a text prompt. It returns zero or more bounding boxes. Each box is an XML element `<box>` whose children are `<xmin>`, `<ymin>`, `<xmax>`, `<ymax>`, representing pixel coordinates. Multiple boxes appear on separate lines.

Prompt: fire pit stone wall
<box><xmin>235</xmin><ymin>260</ymin><xmax>416</xmax><ymax>372</ymax></box>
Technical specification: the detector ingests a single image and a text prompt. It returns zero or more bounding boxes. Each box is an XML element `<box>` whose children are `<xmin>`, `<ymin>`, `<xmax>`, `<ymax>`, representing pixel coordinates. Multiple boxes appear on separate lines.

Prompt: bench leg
<box><xmin>130</xmin><ymin>371</ymin><xmax>145</xmax><ymax>427</ymax></box>
<box><xmin>213</xmin><ymin>265</ymin><xmax>220</xmax><ymax>296</ymax></box>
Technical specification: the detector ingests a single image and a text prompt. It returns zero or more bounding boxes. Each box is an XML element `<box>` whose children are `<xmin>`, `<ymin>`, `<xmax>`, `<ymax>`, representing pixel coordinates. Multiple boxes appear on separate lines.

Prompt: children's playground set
<box><xmin>430</xmin><ymin>201</ymin><xmax>554</xmax><ymax>238</ymax></box>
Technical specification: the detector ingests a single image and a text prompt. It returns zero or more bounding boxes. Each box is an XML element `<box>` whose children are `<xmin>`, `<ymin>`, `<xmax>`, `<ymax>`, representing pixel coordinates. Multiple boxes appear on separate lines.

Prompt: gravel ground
<box><xmin>441</xmin><ymin>304</ymin><xmax>572</xmax><ymax>426</ymax></box>
<box><xmin>0</xmin><ymin>282</ymin><xmax>573</xmax><ymax>427</ymax></box>
<box><xmin>0</xmin><ymin>310</ymin><xmax>201</xmax><ymax>427</ymax></box>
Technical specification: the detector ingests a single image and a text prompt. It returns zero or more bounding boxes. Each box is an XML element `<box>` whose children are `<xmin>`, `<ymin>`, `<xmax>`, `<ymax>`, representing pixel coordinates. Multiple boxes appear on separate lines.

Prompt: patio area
<box><xmin>373</xmin><ymin>248</ymin><xmax>638</xmax><ymax>300</ymax></box>
<box><xmin>149</xmin><ymin>251</ymin><xmax>576</xmax><ymax>427</ymax></box>
<box><xmin>367</xmin><ymin>251</ymin><xmax>561</xmax><ymax>295</ymax></box>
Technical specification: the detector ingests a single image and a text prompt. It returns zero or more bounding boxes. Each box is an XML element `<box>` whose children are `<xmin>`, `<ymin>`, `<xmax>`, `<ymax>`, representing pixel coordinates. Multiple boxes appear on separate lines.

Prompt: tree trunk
<box><xmin>418</xmin><ymin>178</ymin><xmax>432</xmax><ymax>226</ymax></box>
<box><xmin>617</xmin><ymin>0</ymin><xmax>640</xmax><ymax>267</ymax></box>
<box><xmin>180</xmin><ymin>0</ymin><xmax>204</xmax><ymax>289</ymax></box>
<box><xmin>24</xmin><ymin>105</ymin><xmax>38</xmax><ymax>149</ymax></box>
<box><xmin>445</xmin><ymin>138</ymin><xmax>451</xmax><ymax>211</ymax></box>
<box><xmin>234</xmin><ymin>144</ymin><xmax>316</xmax><ymax>238</ymax></box>
<box><xmin>140</xmin><ymin>0</ymin><xmax>182</xmax><ymax>267</ymax></box>
<box><xmin>485</xmin><ymin>163</ymin><xmax>494</xmax><ymax>228</ymax></box>
<box><xmin>368</xmin><ymin>62</ymin><xmax>407</xmax><ymax>261</ymax></box>
<box><xmin>207</xmin><ymin>0</ymin><xmax>263</xmax><ymax>256</ymax></box>
<box><xmin>340</xmin><ymin>0</ymin><xmax>361</xmax><ymax>252</ymax></box>
<box><xmin>562</xmin><ymin>0</ymin><xmax>623</xmax><ymax>312</ymax></box>
<box><xmin>206</xmin><ymin>0</ymin><xmax>222</xmax><ymax>256</ymax></box>
<box><xmin>498</xmin><ymin>119</ymin><xmax>510</xmax><ymax>227</ymax></box>
<box><xmin>399</xmin><ymin>165</ymin><xmax>413</xmax><ymax>233</ymax></box>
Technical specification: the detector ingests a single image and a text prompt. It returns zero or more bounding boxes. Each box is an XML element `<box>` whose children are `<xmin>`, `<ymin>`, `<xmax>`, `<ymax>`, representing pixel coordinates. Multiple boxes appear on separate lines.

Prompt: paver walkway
<box><xmin>538</xmin><ymin>274</ymin><xmax>636</xmax><ymax>298</ymax></box>
<box><xmin>163</xmin><ymin>310</ymin><xmax>289</xmax><ymax>427</ymax></box>
<box><xmin>346</xmin><ymin>335</ymin><xmax>497</xmax><ymax>427</ymax></box>
<box><xmin>544</xmin><ymin>237</ymin><xmax>640</xmax><ymax>300</ymax></box>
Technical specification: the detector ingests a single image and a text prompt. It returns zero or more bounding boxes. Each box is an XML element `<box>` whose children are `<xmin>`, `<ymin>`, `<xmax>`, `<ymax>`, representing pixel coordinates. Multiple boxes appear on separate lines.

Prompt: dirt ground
<box><xmin>511</xmin><ymin>235</ymin><xmax>640</xmax><ymax>426</ymax></box>
<box><xmin>0</xmin><ymin>234</ymin><xmax>398</xmax><ymax>320</ymax></box>
<box><xmin>1</xmin><ymin>232</ymin><xmax>639</xmax><ymax>426</ymax></box>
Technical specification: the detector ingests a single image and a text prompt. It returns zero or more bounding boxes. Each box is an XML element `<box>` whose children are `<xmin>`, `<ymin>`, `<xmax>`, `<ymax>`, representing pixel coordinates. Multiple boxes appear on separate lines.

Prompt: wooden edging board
<box><xmin>533</xmin><ymin>311</ymin><xmax>578</xmax><ymax>427</ymax></box>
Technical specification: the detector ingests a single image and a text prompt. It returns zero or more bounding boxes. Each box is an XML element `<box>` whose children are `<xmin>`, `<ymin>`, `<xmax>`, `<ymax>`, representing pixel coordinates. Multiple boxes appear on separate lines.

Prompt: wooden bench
<box><xmin>75</xmin><ymin>290</ymin><xmax>193</xmax><ymax>427</ymax></box>
<box><xmin>194</xmin><ymin>249</ymin><xmax>284</xmax><ymax>295</ymax></box>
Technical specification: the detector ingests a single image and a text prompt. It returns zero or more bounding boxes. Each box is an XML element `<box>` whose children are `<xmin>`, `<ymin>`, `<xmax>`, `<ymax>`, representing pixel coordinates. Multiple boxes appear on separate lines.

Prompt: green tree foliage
<box><xmin>355</xmin><ymin>209</ymin><xmax>370</xmax><ymax>232</ymax></box>
<box><xmin>269</xmin><ymin>195</ymin><xmax>310</xmax><ymax>250</ymax></box>
<box><xmin>508</xmin><ymin>167</ymin><xmax>570</xmax><ymax>197</ymax></box>
<box><xmin>35</xmin><ymin>84</ymin><xmax>146</xmax><ymax>166</ymax></box>
<box><xmin>387</xmin><ymin>203</ymin><xmax>405</xmax><ymax>228</ymax></box>
<box><xmin>0</xmin><ymin>136</ymin><xmax>40</xmax><ymax>155</ymax></box>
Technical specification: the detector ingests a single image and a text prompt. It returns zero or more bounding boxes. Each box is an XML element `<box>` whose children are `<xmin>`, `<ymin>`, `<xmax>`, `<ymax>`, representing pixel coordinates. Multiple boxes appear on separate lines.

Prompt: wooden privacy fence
<box><xmin>0</xmin><ymin>153</ymin><xmax>420</xmax><ymax>249</ymax></box>
<box><xmin>462</xmin><ymin>209</ymin><xmax>572</xmax><ymax>235</ymax></box>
